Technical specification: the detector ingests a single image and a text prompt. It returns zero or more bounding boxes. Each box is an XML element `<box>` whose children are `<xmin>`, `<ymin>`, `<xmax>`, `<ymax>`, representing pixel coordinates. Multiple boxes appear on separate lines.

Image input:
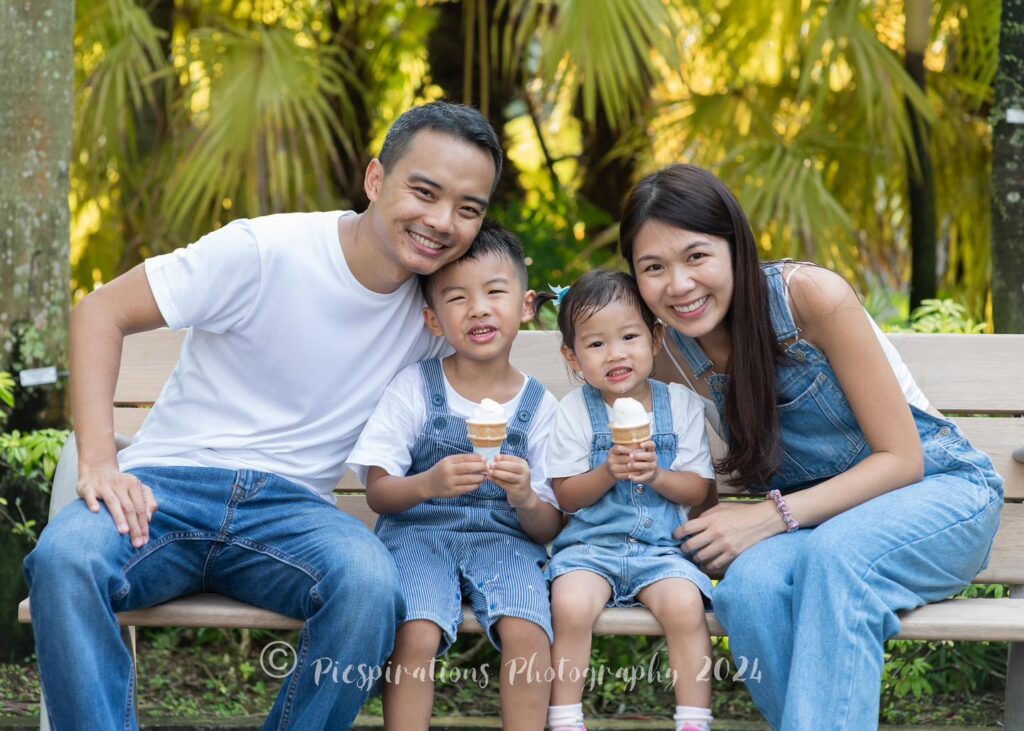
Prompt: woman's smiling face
<box><xmin>631</xmin><ymin>219</ymin><xmax>734</xmax><ymax>341</ymax></box>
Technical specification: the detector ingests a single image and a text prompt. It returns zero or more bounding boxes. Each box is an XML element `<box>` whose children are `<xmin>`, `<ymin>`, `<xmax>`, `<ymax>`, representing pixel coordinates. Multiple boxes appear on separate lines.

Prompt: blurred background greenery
<box><xmin>69</xmin><ymin>0</ymin><xmax>1001</xmax><ymax>324</ymax></box>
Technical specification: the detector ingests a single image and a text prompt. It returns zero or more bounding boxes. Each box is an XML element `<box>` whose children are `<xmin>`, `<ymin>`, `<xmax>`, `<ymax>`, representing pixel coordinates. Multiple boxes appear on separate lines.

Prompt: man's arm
<box><xmin>70</xmin><ymin>264</ymin><xmax>167</xmax><ymax>547</ymax></box>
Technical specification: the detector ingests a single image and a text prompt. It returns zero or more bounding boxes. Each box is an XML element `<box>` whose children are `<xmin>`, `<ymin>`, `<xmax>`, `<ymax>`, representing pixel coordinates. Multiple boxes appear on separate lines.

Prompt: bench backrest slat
<box><xmin>109</xmin><ymin>329</ymin><xmax>1024</xmax><ymax>583</ymax></box>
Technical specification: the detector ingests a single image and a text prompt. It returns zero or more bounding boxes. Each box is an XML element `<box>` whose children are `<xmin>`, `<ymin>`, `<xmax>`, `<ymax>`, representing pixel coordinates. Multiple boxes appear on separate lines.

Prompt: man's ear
<box><xmin>651</xmin><ymin>320</ymin><xmax>665</xmax><ymax>358</ymax></box>
<box><xmin>364</xmin><ymin>158</ymin><xmax>384</xmax><ymax>202</ymax></box>
<box><xmin>520</xmin><ymin>290</ymin><xmax>537</xmax><ymax>324</ymax></box>
<box><xmin>423</xmin><ymin>306</ymin><xmax>444</xmax><ymax>337</ymax></box>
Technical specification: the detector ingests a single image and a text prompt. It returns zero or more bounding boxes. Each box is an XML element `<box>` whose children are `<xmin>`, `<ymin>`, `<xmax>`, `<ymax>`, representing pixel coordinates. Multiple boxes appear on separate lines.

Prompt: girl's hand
<box><xmin>489</xmin><ymin>455</ymin><xmax>535</xmax><ymax>508</ymax></box>
<box><xmin>626</xmin><ymin>440</ymin><xmax>658</xmax><ymax>483</ymax></box>
<box><xmin>606</xmin><ymin>445</ymin><xmax>633</xmax><ymax>482</ymax></box>
<box><xmin>425</xmin><ymin>454</ymin><xmax>487</xmax><ymax>499</ymax></box>
<box><xmin>674</xmin><ymin>501</ymin><xmax>783</xmax><ymax>572</ymax></box>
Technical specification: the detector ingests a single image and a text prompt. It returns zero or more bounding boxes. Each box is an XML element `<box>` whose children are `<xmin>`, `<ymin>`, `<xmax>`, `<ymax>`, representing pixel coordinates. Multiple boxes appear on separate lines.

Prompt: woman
<box><xmin>618</xmin><ymin>164</ymin><xmax>1003</xmax><ymax>730</ymax></box>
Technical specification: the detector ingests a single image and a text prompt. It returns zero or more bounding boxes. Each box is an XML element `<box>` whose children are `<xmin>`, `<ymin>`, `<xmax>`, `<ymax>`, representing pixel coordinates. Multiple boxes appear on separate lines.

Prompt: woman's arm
<box><xmin>678</xmin><ymin>266</ymin><xmax>926</xmax><ymax>570</ymax></box>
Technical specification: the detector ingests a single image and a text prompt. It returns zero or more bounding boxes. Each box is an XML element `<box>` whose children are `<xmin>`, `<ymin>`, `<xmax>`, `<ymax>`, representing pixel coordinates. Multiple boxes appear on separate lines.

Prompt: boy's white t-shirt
<box><xmin>117</xmin><ymin>211</ymin><xmax>447</xmax><ymax>500</ymax></box>
<box><xmin>346</xmin><ymin>362</ymin><xmax>560</xmax><ymax>508</ymax></box>
<box><xmin>546</xmin><ymin>383</ymin><xmax>715</xmax><ymax>481</ymax></box>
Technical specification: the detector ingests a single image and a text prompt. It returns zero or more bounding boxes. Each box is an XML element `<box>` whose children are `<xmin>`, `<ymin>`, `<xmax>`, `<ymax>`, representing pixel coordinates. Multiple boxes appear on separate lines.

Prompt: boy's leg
<box><xmin>636</xmin><ymin>578</ymin><xmax>712</xmax><ymax>722</ymax></box>
<box><xmin>22</xmin><ymin>466</ymin><xmax>233</xmax><ymax>730</ymax></box>
<box><xmin>494</xmin><ymin>616</ymin><xmax>552</xmax><ymax>730</ymax></box>
<box><xmin>383</xmin><ymin>620</ymin><xmax>444</xmax><ymax>731</ymax></box>
<box><xmin>204</xmin><ymin>472</ymin><xmax>404</xmax><ymax>730</ymax></box>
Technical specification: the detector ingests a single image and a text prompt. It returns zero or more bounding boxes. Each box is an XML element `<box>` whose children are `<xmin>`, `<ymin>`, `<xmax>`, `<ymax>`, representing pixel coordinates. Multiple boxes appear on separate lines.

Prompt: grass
<box><xmin>0</xmin><ymin>631</ymin><xmax>1006</xmax><ymax>726</ymax></box>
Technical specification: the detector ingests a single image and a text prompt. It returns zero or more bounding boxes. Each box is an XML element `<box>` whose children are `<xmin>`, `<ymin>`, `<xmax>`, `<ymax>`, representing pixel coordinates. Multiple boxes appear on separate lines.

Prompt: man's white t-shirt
<box><xmin>346</xmin><ymin>363</ymin><xmax>560</xmax><ymax>508</ymax></box>
<box><xmin>546</xmin><ymin>383</ymin><xmax>715</xmax><ymax>481</ymax></box>
<box><xmin>117</xmin><ymin>211</ymin><xmax>446</xmax><ymax>500</ymax></box>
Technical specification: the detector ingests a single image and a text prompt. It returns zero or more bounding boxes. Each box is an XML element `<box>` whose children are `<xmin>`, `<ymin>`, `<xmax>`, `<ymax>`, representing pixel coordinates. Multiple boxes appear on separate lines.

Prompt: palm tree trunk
<box><xmin>992</xmin><ymin>0</ymin><xmax>1024</xmax><ymax>333</ymax></box>
<box><xmin>0</xmin><ymin>0</ymin><xmax>75</xmax><ymax>427</ymax></box>
<box><xmin>905</xmin><ymin>0</ymin><xmax>937</xmax><ymax>310</ymax></box>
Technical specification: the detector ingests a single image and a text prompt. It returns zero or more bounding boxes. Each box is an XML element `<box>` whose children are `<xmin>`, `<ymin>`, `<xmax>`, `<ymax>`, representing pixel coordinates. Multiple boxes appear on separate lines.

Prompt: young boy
<box><xmin>346</xmin><ymin>220</ymin><xmax>562</xmax><ymax>730</ymax></box>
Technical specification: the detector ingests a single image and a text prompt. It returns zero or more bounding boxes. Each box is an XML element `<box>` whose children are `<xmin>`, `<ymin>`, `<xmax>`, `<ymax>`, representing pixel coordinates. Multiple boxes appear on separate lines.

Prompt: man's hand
<box><xmin>488</xmin><ymin>455</ymin><xmax>534</xmax><ymax>508</ymax></box>
<box><xmin>424</xmin><ymin>454</ymin><xmax>487</xmax><ymax>499</ymax></box>
<box><xmin>77</xmin><ymin>466</ymin><xmax>159</xmax><ymax>548</ymax></box>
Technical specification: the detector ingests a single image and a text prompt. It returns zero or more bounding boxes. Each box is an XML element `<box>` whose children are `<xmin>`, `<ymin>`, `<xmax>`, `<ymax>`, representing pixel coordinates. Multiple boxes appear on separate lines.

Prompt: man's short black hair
<box><xmin>379</xmin><ymin>102</ymin><xmax>503</xmax><ymax>194</ymax></box>
<box><xmin>420</xmin><ymin>219</ymin><xmax>528</xmax><ymax>307</ymax></box>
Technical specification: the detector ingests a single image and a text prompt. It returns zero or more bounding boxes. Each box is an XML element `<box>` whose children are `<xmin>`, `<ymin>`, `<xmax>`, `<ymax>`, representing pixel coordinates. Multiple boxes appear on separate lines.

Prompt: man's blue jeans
<box><xmin>23</xmin><ymin>467</ymin><xmax>402</xmax><ymax>730</ymax></box>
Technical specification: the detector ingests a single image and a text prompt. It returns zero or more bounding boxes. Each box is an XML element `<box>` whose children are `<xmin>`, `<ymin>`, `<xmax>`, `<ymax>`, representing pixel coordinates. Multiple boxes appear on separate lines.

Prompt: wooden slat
<box><xmin>18</xmin><ymin>595</ymin><xmax>1024</xmax><ymax>641</ymax></box>
<box><xmin>113</xmin><ymin>329</ymin><xmax>185</xmax><ymax>405</ymax></box>
<box><xmin>887</xmin><ymin>334</ymin><xmax>1024</xmax><ymax>414</ymax></box>
<box><xmin>113</xmin><ymin>407</ymin><xmax>150</xmax><ymax>437</ymax></box>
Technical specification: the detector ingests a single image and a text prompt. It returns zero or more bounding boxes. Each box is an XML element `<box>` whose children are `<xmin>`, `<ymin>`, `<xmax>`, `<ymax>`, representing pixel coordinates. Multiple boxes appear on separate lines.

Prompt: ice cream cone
<box><xmin>609</xmin><ymin>423</ymin><xmax>652</xmax><ymax>447</ymax></box>
<box><xmin>466</xmin><ymin>421</ymin><xmax>508</xmax><ymax>450</ymax></box>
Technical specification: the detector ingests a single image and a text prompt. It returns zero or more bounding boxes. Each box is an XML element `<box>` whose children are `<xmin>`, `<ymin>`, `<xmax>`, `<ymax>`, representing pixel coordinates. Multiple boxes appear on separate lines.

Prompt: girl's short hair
<box><xmin>536</xmin><ymin>269</ymin><xmax>657</xmax><ymax>351</ymax></box>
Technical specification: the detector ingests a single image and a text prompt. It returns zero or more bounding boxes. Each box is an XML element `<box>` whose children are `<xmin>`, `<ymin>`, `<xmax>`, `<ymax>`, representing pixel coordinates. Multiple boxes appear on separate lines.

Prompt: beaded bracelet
<box><xmin>767</xmin><ymin>489</ymin><xmax>799</xmax><ymax>532</ymax></box>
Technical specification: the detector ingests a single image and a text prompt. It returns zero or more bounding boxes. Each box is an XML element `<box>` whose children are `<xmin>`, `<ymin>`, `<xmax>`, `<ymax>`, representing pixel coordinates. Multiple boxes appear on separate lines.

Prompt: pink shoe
<box><xmin>678</xmin><ymin>725</ymin><xmax>708</xmax><ymax>731</ymax></box>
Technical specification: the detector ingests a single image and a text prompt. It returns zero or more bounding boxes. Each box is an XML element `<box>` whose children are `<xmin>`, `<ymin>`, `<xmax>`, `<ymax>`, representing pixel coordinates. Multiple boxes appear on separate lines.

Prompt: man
<box><xmin>24</xmin><ymin>102</ymin><xmax>501</xmax><ymax>730</ymax></box>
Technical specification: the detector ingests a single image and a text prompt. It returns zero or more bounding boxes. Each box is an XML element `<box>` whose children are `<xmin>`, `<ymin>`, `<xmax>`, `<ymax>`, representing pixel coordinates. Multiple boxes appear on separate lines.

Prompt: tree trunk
<box><xmin>905</xmin><ymin>0</ymin><xmax>937</xmax><ymax>310</ymax></box>
<box><xmin>0</xmin><ymin>1</ymin><xmax>75</xmax><ymax>427</ymax></box>
<box><xmin>992</xmin><ymin>0</ymin><xmax>1024</xmax><ymax>333</ymax></box>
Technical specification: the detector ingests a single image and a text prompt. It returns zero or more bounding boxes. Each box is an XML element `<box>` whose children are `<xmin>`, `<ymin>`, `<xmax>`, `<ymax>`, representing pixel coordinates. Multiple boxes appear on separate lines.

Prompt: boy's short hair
<box><xmin>379</xmin><ymin>102</ymin><xmax>503</xmax><ymax>194</ymax></box>
<box><xmin>420</xmin><ymin>220</ymin><xmax>528</xmax><ymax>307</ymax></box>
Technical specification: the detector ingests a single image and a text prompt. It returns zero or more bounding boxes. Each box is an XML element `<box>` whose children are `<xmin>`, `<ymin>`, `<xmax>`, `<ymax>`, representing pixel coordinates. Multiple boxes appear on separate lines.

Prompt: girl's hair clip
<box><xmin>549</xmin><ymin>284</ymin><xmax>570</xmax><ymax>306</ymax></box>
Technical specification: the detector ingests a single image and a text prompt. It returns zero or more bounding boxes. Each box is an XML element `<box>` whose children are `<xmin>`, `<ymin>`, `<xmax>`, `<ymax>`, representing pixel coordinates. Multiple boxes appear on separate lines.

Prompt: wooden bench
<box><xmin>18</xmin><ymin>329</ymin><xmax>1024</xmax><ymax>727</ymax></box>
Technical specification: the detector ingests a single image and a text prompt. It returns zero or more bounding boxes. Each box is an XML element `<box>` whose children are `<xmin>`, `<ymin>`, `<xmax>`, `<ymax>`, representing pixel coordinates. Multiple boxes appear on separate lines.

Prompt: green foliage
<box><xmin>881</xmin><ymin>297</ymin><xmax>989</xmax><ymax>333</ymax></box>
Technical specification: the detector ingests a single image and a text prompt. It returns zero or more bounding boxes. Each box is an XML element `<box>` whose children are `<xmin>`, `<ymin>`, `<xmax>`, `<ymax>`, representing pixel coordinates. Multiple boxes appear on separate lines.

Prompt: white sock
<box><xmin>674</xmin><ymin>704</ymin><xmax>713</xmax><ymax>731</ymax></box>
<box><xmin>547</xmin><ymin>702</ymin><xmax>585</xmax><ymax>729</ymax></box>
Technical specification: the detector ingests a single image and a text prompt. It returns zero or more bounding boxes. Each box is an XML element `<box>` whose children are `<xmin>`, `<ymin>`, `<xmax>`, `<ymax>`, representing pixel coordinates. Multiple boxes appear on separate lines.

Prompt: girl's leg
<box><xmin>636</xmin><ymin>578</ymin><xmax>712</xmax><ymax>708</ymax></box>
<box><xmin>495</xmin><ymin>616</ymin><xmax>553</xmax><ymax>730</ymax></box>
<box><xmin>382</xmin><ymin>620</ymin><xmax>443</xmax><ymax>731</ymax></box>
<box><xmin>549</xmin><ymin>570</ymin><xmax>612</xmax><ymax>706</ymax></box>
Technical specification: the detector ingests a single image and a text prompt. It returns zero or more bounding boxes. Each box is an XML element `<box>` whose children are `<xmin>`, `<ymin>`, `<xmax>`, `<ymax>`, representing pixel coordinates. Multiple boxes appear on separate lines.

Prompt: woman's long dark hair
<box><xmin>619</xmin><ymin>164</ymin><xmax>785</xmax><ymax>487</ymax></box>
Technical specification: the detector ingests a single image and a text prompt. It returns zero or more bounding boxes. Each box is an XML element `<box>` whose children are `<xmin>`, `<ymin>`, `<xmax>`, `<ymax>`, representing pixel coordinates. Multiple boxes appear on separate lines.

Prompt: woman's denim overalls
<box><xmin>545</xmin><ymin>380</ymin><xmax>713</xmax><ymax>606</ymax></box>
<box><xmin>670</xmin><ymin>262</ymin><xmax>1003</xmax><ymax>730</ymax></box>
<box><xmin>374</xmin><ymin>358</ymin><xmax>552</xmax><ymax>653</ymax></box>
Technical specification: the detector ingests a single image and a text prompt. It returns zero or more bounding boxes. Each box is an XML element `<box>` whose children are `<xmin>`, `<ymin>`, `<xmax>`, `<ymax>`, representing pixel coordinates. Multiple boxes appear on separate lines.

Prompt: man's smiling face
<box><xmin>364</xmin><ymin>129</ymin><xmax>497</xmax><ymax>278</ymax></box>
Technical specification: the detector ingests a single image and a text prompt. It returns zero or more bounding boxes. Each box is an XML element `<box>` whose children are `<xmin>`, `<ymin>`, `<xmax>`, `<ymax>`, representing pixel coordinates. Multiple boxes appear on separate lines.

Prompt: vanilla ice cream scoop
<box><xmin>468</xmin><ymin>398</ymin><xmax>506</xmax><ymax>424</ymax></box>
<box><xmin>610</xmin><ymin>398</ymin><xmax>649</xmax><ymax>428</ymax></box>
<box><xmin>609</xmin><ymin>397</ymin><xmax>652</xmax><ymax>445</ymax></box>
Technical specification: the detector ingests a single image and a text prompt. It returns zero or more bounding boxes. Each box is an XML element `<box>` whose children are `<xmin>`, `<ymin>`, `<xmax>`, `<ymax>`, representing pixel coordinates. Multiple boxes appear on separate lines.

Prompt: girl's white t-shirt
<box><xmin>546</xmin><ymin>384</ymin><xmax>715</xmax><ymax>481</ymax></box>
<box><xmin>346</xmin><ymin>363</ymin><xmax>560</xmax><ymax>508</ymax></box>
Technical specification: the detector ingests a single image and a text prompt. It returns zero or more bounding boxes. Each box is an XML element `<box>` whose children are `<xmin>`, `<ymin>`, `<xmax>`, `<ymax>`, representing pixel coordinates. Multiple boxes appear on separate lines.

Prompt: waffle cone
<box><xmin>467</xmin><ymin>421</ymin><xmax>507</xmax><ymax>448</ymax></box>
<box><xmin>609</xmin><ymin>423</ymin><xmax>652</xmax><ymax>446</ymax></box>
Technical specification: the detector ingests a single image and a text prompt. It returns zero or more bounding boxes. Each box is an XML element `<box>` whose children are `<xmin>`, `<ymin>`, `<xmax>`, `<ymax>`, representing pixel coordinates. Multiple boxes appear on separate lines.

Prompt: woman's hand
<box><xmin>675</xmin><ymin>500</ymin><xmax>784</xmax><ymax>572</ymax></box>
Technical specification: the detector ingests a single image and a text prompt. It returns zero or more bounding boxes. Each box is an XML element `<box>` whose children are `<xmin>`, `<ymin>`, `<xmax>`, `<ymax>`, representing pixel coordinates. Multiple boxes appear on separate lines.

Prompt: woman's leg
<box><xmin>382</xmin><ymin>620</ymin><xmax>443</xmax><ymax>731</ymax></box>
<box><xmin>637</xmin><ymin>578</ymin><xmax>712</xmax><ymax>709</ymax></box>
<box><xmin>777</xmin><ymin>474</ymin><xmax>999</xmax><ymax>730</ymax></box>
<box><xmin>495</xmin><ymin>616</ymin><xmax>552</xmax><ymax>730</ymax></box>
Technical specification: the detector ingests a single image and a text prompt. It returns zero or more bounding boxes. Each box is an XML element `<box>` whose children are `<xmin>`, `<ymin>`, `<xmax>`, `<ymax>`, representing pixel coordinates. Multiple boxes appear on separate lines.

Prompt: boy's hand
<box><xmin>488</xmin><ymin>455</ymin><xmax>534</xmax><ymax>508</ymax></box>
<box><xmin>425</xmin><ymin>454</ymin><xmax>487</xmax><ymax>499</ymax></box>
<box><xmin>605</xmin><ymin>445</ymin><xmax>634</xmax><ymax>482</ymax></box>
<box><xmin>627</xmin><ymin>440</ymin><xmax>659</xmax><ymax>484</ymax></box>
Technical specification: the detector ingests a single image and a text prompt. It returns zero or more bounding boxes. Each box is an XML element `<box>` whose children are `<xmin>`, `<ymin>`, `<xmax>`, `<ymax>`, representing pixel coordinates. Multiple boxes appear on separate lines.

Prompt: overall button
<box><xmin>517</xmin><ymin>410</ymin><xmax>531</xmax><ymax>422</ymax></box>
<box><xmin>507</xmin><ymin>433</ymin><xmax>522</xmax><ymax>445</ymax></box>
<box><xmin>432</xmin><ymin>417</ymin><xmax>447</xmax><ymax>429</ymax></box>
<box><xmin>431</xmin><ymin>394</ymin><xmax>444</xmax><ymax>406</ymax></box>
<box><xmin>939</xmin><ymin>426</ymin><xmax>951</xmax><ymax>437</ymax></box>
<box><xmin>636</xmin><ymin>485</ymin><xmax>645</xmax><ymax>494</ymax></box>
<box><xmin>644</xmin><ymin>518</ymin><xmax>653</xmax><ymax>528</ymax></box>
<box><xmin>794</xmin><ymin>352</ymin><xmax>806</xmax><ymax>362</ymax></box>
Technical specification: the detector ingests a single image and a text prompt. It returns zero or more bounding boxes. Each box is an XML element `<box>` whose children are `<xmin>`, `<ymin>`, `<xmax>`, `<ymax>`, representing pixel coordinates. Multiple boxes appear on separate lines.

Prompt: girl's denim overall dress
<box><xmin>545</xmin><ymin>380</ymin><xmax>713</xmax><ymax>606</ymax></box>
<box><xmin>374</xmin><ymin>358</ymin><xmax>553</xmax><ymax>653</ymax></box>
<box><xmin>670</xmin><ymin>262</ymin><xmax>1003</xmax><ymax>730</ymax></box>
